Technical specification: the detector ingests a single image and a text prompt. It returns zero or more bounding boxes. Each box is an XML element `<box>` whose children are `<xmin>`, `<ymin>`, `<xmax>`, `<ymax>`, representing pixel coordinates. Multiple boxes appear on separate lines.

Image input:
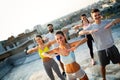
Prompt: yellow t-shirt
<box><xmin>38</xmin><ymin>46</ymin><xmax>49</xmax><ymax>58</ymax></box>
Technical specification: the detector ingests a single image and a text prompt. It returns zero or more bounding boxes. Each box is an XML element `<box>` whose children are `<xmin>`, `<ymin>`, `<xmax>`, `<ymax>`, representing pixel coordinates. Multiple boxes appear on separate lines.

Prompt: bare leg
<box><xmin>59</xmin><ymin>60</ymin><xmax>66</xmax><ymax>76</ymax></box>
<box><xmin>56</xmin><ymin>55</ymin><xmax>65</xmax><ymax>73</ymax></box>
<box><xmin>101</xmin><ymin>66</ymin><xmax>106</xmax><ymax>80</ymax></box>
<box><xmin>80</xmin><ymin>74</ymin><xmax>88</xmax><ymax>80</ymax></box>
<box><xmin>59</xmin><ymin>60</ymin><xmax>65</xmax><ymax>72</ymax></box>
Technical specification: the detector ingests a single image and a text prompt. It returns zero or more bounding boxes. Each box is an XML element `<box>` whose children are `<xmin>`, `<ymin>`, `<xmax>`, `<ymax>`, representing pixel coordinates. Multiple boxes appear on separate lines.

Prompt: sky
<box><xmin>0</xmin><ymin>0</ymin><xmax>100</xmax><ymax>41</ymax></box>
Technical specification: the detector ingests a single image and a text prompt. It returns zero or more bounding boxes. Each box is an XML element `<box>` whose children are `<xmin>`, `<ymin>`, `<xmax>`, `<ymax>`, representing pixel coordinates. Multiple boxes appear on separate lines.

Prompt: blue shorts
<box><xmin>56</xmin><ymin>55</ymin><xmax>60</xmax><ymax>61</ymax></box>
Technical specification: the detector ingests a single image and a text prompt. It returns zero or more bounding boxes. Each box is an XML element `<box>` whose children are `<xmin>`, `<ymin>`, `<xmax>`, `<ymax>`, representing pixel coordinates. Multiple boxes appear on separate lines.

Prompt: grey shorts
<box><xmin>98</xmin><ymin>45</ymin><xmax>120</xmax><ymax>66</ymax></box>
<box><xmin>67</xmin><ymin>68</ymin><xmax>85</xmax><ymax>80</ymax></box>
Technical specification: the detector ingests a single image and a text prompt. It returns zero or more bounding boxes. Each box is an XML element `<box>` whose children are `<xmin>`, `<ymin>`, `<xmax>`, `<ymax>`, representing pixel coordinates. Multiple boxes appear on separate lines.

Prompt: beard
<box><xmin>95</xmin><ymin>16</ymin><xmax>101</xmax><ymax>20</ymax></box>
<box><xmin>49</xmin><ymin>29</ymin><xmax>54</xmax><ymax>33</ymax></box>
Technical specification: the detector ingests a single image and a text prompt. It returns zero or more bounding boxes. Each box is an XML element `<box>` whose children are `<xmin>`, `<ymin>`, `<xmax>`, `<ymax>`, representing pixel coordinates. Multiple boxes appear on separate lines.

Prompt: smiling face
<box><xmin>55</xmin><ymin>31</ymin><xmax>67</xmax><ymax>45</ymax></box>
<box><xmin>80</xmin><ymin>14</ymin><xmax>89</xmax><ymax>25</ymax></box>
<box><xmin>35</xmin><ymin>37</ymin><xmax>43</xmax><ymax>45</ymax></box>
<box><xmin>55</xmin><ymin>34</ymin><xmax>65</xmax><ymax>45</ymax></box>
<box><xmin>81</xmin><ymin>15</ymin><xmax>87</xmax><ymax>21</ymax></box>
<box><xmin>91</xmin><ymin>12</ymin><xmax>101</xmax><ymax>21</ymax></box>
<box><xmin>91</xmin><ymin>9</ymin><xmax>102</xmax><ymax>23</ymax></box>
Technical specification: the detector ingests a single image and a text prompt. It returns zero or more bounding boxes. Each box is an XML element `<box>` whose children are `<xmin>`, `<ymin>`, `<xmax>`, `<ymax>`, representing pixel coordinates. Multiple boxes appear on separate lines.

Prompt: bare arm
<box><xmin>46</xmin><ymin>40</ymin><xmax>56</xmax><ymax>48</ymax></box>
<box><xmin>68</xmin><ymin>38</ymin><xmax>88</xmax><ymax>51</ymax></box>
<box><xmin>73</xmin><ymin>24</ymin><xmax>83</xmax><ymax>30</ymax></box>
<box><xmin>79</xmin><ymin>29</ymin><xmax>98</xmax><ymax>35</ymax></box>
<box><xmin>105</xmin><ymin>18</ymin><xmax>120</xmax><ymax>29</ymax></box>
<box><xmin>27</xmin><ymin>46</ymin><xmax>38</xmax><ymax>54</ymax></box>
<box><xmin>43</xmin><ymin>48</ymin><xmax>59</xmax><ymax>57</ymax></box>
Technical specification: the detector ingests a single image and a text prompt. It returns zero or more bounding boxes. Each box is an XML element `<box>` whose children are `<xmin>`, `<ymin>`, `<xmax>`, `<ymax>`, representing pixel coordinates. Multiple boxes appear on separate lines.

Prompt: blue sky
<box><xmin>0</xmin><ymin>0</ymin><xmax>100</xmax><ymax>41</ymax></box>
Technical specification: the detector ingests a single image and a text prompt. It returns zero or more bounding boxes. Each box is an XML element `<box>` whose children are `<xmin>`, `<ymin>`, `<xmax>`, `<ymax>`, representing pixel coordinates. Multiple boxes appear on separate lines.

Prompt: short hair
<box><xmin>47</xmin><ymin>24</ymin><xmax>53</xmax><ymax>27</ymax></box>
<box><xmin>91</xmin><ymin>9</ymin><xmax>100</xmax><ymax>13</ymax></box>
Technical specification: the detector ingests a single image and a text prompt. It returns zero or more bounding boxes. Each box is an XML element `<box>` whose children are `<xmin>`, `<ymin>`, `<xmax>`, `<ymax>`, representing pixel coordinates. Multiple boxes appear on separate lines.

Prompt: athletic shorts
<box><xmin>56</xmin><ymin>55</ymin><xmax>60</xmax><ymax>61</ymax></box>
<box><xmin>98</xmin><ymin>45</ymin><xmax>120</xmax><ymax>66</ymax></box>
<box><xmin>67</xmin><ymin>68</ymin><xmax>85</xmax><ymax>80</ymax></box>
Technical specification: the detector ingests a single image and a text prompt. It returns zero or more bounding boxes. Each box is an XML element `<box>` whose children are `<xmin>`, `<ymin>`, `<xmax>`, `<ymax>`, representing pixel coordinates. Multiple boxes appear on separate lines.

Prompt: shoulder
<box><xmin>44</xmin><ymin>44</ymin><xmax>50</xmax><ymax>49</ymax></box>
<box><xmin>69</xmin><ymin>42</ymin><xmax>75</xmax><ymax>47</ymax></box>
<box><xmin>88</xmin><ymin>17</ymin><xmax>94</xmax><ymax>23</ymax></box>
<box><xmin>85</xmin><ymin>23</ymin><xmax>94</xmax><ymax>30</ymax></box>
<box><xmin>46</xmin><ymin>32</ymin><xmax>50</xmax><ymax>36</ymax></box>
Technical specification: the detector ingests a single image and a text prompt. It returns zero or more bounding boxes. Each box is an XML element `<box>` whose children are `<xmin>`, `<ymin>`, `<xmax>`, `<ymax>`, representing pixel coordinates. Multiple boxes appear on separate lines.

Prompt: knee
<box><xmin>80</xmin><ymin>74</ymin><xmax>89</xmax><ymax>80</ymax></box>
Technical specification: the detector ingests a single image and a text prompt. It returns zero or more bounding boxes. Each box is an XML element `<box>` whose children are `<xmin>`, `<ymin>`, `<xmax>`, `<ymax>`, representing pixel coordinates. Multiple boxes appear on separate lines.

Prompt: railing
<box><xmin>0</xmin><ymin>39</ymin><xmax>34</xmax><ymax>61</ymax></box>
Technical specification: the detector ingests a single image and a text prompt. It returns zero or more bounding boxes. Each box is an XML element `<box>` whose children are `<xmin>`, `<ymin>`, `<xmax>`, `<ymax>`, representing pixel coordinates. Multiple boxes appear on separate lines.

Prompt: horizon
<box><xmin>0</xmin><ymin>0</ymin><xmax>100</xmax><ymax>41</ymax></box>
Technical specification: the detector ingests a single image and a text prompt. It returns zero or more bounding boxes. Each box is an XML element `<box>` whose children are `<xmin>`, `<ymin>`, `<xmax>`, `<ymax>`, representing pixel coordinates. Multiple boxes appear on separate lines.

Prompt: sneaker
<box><xmin>62</xmin><ymin>72</ymin><xmax>66</xmax><ymax>77</ymax></box>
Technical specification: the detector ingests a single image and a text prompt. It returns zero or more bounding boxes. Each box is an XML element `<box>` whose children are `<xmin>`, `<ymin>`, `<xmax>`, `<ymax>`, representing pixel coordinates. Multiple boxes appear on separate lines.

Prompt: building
<box><xmin>33</xmin><ymin>24</ymin><xmax>44</xmax><ymax>34</ymax></box>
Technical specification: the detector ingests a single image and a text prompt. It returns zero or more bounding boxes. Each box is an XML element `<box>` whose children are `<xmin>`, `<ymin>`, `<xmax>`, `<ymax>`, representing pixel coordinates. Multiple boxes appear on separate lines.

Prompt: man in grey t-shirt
<box><xmin>79</xmin><ymin>9</ymin><xmax>120</xmax><ymax>80</ymax></box>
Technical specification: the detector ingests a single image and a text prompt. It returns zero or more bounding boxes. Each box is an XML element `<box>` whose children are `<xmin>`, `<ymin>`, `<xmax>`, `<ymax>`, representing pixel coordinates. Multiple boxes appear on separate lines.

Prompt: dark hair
<box><xmin>81</xmin><ymin>14</ymin><xmax>86</xmax><ymax>17</ymax></box>
<box><xmin>55</xmin><ymin>31</ymin><xmax>68</xmax><ymax>43</ymax></box>
<box><xmin>81</xmin><ymin>14</ymin><xmax>89</xmax><ymax>24</ymax></box>
<box><xmin>35</xmin><ymin>34</ymin><xmax>44</xmax><ymax>43</ymax></box>
<box><xmin>91</xmin><ymin>9</ymin><xmax>100</xmax><ymax>13</ymax></box>
<box><xmin>47</xmin><ymin>24</ymin><xmax>53</xmax><ymax>27</ymax></box>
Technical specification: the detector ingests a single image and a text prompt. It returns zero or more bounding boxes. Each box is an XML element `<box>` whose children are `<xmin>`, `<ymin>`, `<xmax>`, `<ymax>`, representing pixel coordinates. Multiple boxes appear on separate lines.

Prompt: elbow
<box><xmin>81</xmin><ymin>38</ymin><xmax>88</xmax><ymax>43</ymax></box>
<box><xmin>83</xmin><ymin>38</ymin><xmax>88</xmax><ymax>42</ymax></box>
<box><xmin>116</xmin><ymin>18</ymin><xmax>120</xmax><ymax>23</ymax></box>
<box><xmin>114</xmin><ymin>18</ymin><xmax>120</xmax><ymax>24</ymax></box>
<box><xmin>85</xmin><ymin>38</ymin><xmax>88</xmax><ymax>41</ymax></box>
<box><xmin>79</xmin><ymin>31</ymin><xmax>83</xmax><ymax>35</ymax></box>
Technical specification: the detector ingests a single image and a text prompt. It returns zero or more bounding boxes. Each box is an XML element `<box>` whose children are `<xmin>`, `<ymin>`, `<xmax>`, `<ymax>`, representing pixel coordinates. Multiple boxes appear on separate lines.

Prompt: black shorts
<box><xmin>98</xmin><ymin>45</ymin><xmax>120</xmax><ymax>66</ymax></box>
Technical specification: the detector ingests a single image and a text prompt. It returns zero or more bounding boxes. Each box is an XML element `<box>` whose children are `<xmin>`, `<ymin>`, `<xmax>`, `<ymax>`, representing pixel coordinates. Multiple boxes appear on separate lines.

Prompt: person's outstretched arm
<box><xmin>73</xmin><ymin>24</ymin><xmax>83</xmax><ymax>30</ymax></box>
<box><xmin>68</xmin><ymin>38</ymin><xmax>88</xmax><ymax>51</ymax></box>
<box><xmin>46</xmin><ymin>40</ymin><xmax>56</xmax><ymax>48</ymax></box>
<box><xmin>79</xmin><ymin>29</ymin><xmax>98</xmax><ymax>35</ymax></box>
<box><xmin>43</xmin><ymin>48</ymin><xmax>59</xmax><ymax>57</ymax></box>
<box><xmin>27</xmin><ymin>46</ymin><xmax>38</xmax><ymax>54</ymax></box>
<box><xmin>105</xmin><ymin>18</ymin><xmax>120</xmax><ymax>29</ymax></box>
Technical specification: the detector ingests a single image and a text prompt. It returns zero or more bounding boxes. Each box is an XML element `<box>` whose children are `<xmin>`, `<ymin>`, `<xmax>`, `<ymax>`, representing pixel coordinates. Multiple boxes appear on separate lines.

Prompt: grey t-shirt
<box><xmin>85</xmin><ymin>20</ymin><xmax>114</xmax><ymax>50</ymax></box>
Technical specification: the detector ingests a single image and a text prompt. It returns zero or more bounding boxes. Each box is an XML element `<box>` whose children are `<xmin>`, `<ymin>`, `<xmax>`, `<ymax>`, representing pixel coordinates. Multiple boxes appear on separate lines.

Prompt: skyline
<box><xmin>0</xmin><ymin>0</ymin><xmax>100</xmax><ymax>41</ymax></box>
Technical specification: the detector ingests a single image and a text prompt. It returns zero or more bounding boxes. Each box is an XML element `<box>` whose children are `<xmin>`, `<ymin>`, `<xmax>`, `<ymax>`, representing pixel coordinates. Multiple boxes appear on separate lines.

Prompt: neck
<box><xmin>39</xmin><ymin>43</ymin><xmax>44</xmax><ymax>48</ymax></box>
<box><xmin>59</xmin><ymin>43</ymin><xmax>68</xmax><ymax>49</ymax></box>
<box><xmin>95</xmin><ymin>20</ymin><xmax>101</xmax><ymax>24</ymax></box>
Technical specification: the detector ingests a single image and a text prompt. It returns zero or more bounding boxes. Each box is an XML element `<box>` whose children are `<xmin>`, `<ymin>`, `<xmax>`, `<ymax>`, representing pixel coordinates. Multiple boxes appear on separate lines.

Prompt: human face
<box><xmin>48</xmin><ymin>25</ymin><xmax>54</xmax><ymax>33</ymax></box>
<box><xmin>91</xmin><ymin>12</ymin><xmax>101</xmax><ymax>21</ymax></box>
<box><xmin>81</xmin><ymin>16</ymin><xmax>87</xmax><ymax>21</ymax></box>
<box><xmin>35</xmin><ymin>37</ymin><xmax>43</xmax><ymax>44</ymax></box>
<box><xmin>55</xmin><ymin>34</ymin><xmax>66</xmax><ymax>45</ymax></box>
